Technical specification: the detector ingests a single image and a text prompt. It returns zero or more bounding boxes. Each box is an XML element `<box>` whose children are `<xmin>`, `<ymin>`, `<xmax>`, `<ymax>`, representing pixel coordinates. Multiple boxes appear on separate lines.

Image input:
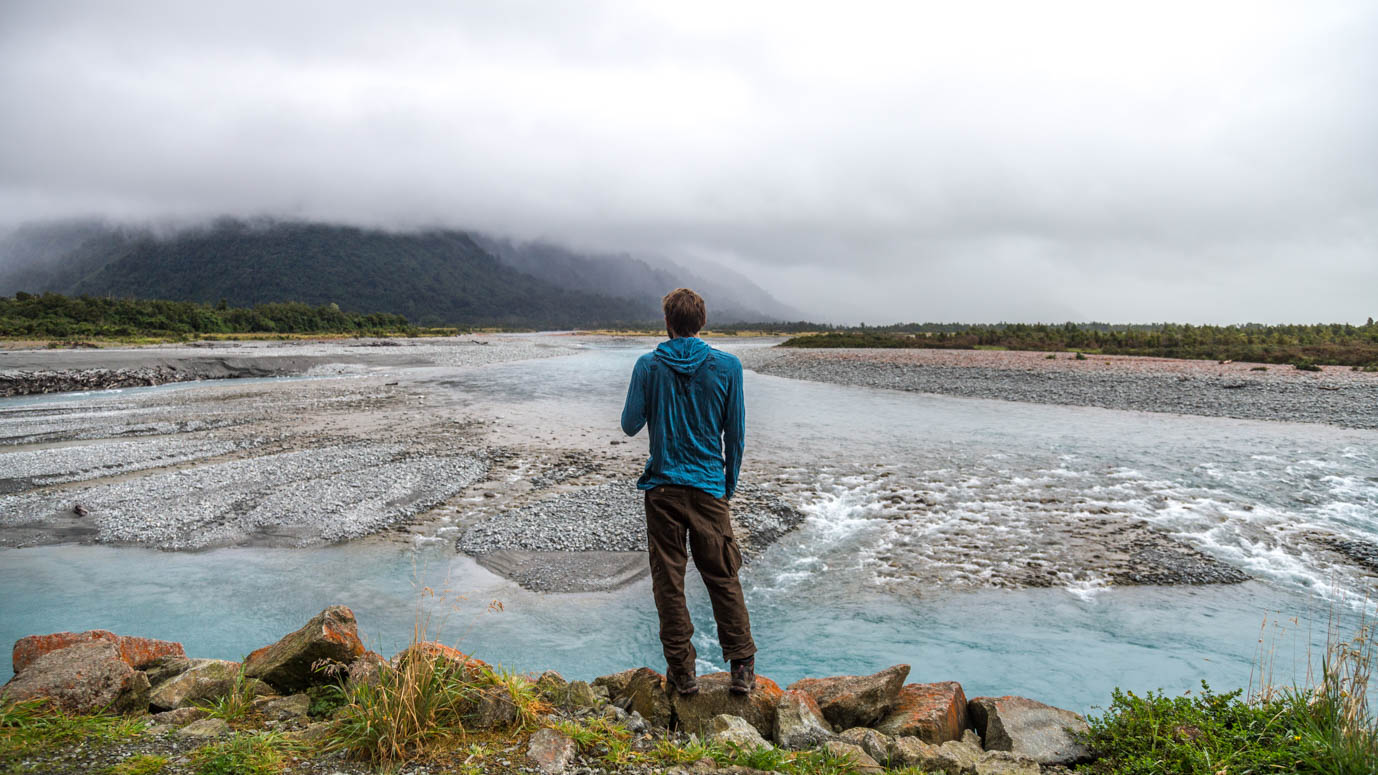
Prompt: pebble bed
<box><xmin>0</xmin><ymin>438</ymin><xmax>246</xmax><ymax>494</ymax></box>
<box><xmin>742</xmin><ymin>348</ymin><xmax>1378</xmax><ymax>430</ymax></box>
<box><xmin>458</xmin><ymin>481</ymin><xmax>803</xmax><ymax>558</ymax></box>
<box><xmin>0</xmin><ymin>442</ymin><xmax>489</xmax><ymax>550</ymax></box>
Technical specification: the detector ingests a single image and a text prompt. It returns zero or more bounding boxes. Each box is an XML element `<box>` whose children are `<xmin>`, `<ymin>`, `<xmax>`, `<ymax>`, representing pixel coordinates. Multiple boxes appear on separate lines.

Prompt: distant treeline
<box><xmin>781</xmin><ymin>320</ymin><xmax>1378</xmax><ymax>367</ymax></box>
<box><xmin>0</xmin><ymin>292</ymin><xmax>413</xmax><ymax>339</ymax></box>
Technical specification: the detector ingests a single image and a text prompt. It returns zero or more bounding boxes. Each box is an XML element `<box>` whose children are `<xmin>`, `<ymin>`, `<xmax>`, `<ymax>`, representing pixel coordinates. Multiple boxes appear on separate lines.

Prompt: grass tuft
<box><xmin>0</xmin><ymin>699</ymin><xmax>145</xmax><ymax>760</ymax></box>
<box><xmin>191</xmin><ymin>731</ymin><xmax>299</xmax><ymax>775</ymax></box>
<box><xmin>196</xmin><ymin>668</ymin><xmax>260</xmax><ymax>725</ymax></box>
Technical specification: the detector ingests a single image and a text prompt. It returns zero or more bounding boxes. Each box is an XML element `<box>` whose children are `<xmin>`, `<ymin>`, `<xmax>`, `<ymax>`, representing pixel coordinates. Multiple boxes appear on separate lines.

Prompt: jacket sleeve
<box><xmin>723</xmin><ymin>360</ymin><xmax>745</xmax><ymax>498</ymax></box>
<box><xmin>620</xmin><ymin>357</ymin><xmax>648</xmax><ymax>436</ymax></box>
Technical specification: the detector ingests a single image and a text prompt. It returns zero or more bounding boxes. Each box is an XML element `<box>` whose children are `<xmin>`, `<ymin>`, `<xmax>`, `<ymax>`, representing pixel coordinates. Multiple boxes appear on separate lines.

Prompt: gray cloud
<box><xmin>1</xmin><ymin>0</ymin><xmax>1374</xmax><ymax>323</ymax></box>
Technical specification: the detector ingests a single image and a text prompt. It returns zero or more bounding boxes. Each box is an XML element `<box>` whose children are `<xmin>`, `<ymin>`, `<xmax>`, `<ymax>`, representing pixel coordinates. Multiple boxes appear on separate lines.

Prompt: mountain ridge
<box><xmin>0</xmin><ymin>218</ymin><xmax>796</xmax><ymax>328</ymax></box>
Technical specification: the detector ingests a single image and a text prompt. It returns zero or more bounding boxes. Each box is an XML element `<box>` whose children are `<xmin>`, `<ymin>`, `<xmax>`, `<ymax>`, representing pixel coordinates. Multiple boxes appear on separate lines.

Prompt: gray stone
<box><xmin>527</xmin><ymin>727</ymin><xmax>576</xmax><ymax>775</ymax></box>
<box><xmin>788</xmin><ymin>665</ymin><xmax>909</xmax><ymax>730</ymax></box>
<box><xmin>709</xmin><ymin>714</ymin><xmax>772</xmax><ymax>750</ymax></box>
<box><xmin>565</xmin><ymin>680</ymin><xmax>599</xmax><ymax>709</ymax></box>
<box><xmin>255</xmin><ymin>693</ymin><xmax>310</xmax><ymax>721</ymax></box>
<box><xmin>142</xmin><ymin>655</ymin><xmax>194</xmax><ymax>687</ymax></box>
<box><xmin>149</xmin><ymin>706</ymin><xmax>209</xmax><ymax>728</ymax></box>
<box><xmin>822</xmin><ymin>740</ymin><xmax>883</xmax><ymax>774</ymax></box>
<box><xmin>773</xmin><ymin>689</ymin><xmax>833</xmax><ymax>750</ymax></box>
<box><xmin>976</xmin><ymin>750</ymin><xmax>1041</xmax><ymax>775</ymax></box>
<box><xmin>148</xmin><ymin>659</ymin><xmax>268</xmax><ymax>710</ymax></box>
<box><xmin>888</xmin><ymin>736</ymin><xmax>943</xmax><ymax>770</ymax></box>
<box><xmin>969</xmin><ymin>695</ymin><xmax>1091</xmax><ymax>765</ymax></box>
<box><xmin>838</xmin><ymin>727</ymin><xmax>893</xmax><ymax>765</ymax></box>
<box><xmin>177</xmin><ymin>717</ymin><xmax>231</xmax><ymax>738</ymax></box>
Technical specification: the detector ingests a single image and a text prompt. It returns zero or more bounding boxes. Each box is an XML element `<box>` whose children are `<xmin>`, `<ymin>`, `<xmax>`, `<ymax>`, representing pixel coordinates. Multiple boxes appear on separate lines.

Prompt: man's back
<box><xmin>620</xmin><ymin>336</ymin><xmax>745</xmax><ymax>500</ymax></box>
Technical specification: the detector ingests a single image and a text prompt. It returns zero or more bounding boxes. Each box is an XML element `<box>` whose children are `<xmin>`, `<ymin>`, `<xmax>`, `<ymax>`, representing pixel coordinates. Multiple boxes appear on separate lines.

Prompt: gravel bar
<box><xmin>742</xmin><ymin>348</ymin><xmax>1378</xmax><ymax>430</ymax></box>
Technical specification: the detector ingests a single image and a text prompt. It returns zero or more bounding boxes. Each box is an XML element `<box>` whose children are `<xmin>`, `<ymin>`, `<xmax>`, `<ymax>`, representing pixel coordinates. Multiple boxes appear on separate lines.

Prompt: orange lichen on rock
<box><xmin>876</xmin><ymin>681</ymin><xmax>969</xmax><ymax>743</ymax></box>
<box><xmin>395</xmin><ymin>641</ymin><xmax>489</xmax><ymax>675</ymax></box>
<box><xmin>12</xmin><ymin>630</ymin><xmax>184</xmax><ymax>675</ymax></box>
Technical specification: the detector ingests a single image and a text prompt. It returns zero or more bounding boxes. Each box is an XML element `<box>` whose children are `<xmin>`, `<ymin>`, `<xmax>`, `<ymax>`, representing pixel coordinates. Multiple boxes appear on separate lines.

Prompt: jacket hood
<box><xmin>654</xmin><ymin>336</ymin><xmax>712</xmax><ymax>376</ymax></box>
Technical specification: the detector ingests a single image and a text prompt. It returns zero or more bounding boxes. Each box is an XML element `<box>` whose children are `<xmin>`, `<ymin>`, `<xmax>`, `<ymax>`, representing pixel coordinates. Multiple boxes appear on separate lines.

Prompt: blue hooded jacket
<box><xmin>620</xmin><ymin>337</ymin><xmax>745</xmax><ymax>499</ymax></box>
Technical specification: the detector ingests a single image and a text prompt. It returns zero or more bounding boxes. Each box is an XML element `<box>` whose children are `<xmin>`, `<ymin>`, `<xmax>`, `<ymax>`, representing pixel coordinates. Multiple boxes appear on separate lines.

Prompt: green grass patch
<box><xmin>196</xmin><ymin>668</ymin><xmax>260</xmax><ymax>725</ymax></box>
<box><xmin>191</xmin><ymin>731</ymin><xmax>299</xmax><ymax>775</ymax></box>
<box><xmin>0</xmin><ymin>700</ymin><xmax>145</xmax><ymax>760</ymax></box>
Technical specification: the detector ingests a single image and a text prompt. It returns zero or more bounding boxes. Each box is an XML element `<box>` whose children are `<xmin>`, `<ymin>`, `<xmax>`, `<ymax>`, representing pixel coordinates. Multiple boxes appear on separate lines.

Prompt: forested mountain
<box><xmin>474</xmin><ymin>236</ymin><xmax>798</xmax><ymax>323</ymax></box>
<box><xmin>0</xmin><ymin>219</ymin><xmax>795</xmax><ymax>328</ymax></box>
<box><xmin>0</xmin><ymin>219</ymin><xmax>666</xmax><ymax>327</ymax></box>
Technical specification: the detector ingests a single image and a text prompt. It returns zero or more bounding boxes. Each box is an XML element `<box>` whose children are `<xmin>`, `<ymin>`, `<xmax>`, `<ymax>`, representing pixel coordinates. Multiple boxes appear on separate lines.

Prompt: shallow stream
<box><xmin>3</xmin><ymin>339</ymin><xmax>1375</xmax><ymax>714</ymax></box>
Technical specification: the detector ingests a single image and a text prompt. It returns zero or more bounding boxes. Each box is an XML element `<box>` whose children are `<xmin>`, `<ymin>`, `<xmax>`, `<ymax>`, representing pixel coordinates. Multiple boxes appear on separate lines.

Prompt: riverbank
<box><xmin>740</xmin><ymin>347</ymin><xmax>1378</xmax><ymax>430</ymax></box>
<box><xmin>3</xmin><ymin>606</ymin><xmax>1373</xmax><ymax>775</ymax></box>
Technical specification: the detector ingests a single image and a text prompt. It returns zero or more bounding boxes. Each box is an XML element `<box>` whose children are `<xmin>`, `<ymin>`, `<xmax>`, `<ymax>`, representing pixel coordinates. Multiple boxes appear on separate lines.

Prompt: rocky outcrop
<box><xmin>1</xmin><ymin>641</ymin><xmax>150</xmax><ymax>714</ymax></box>
<box><xmin>12</xmin><ymin>630</ymin><xmax>184</xmax><ymax>674</ymax></box>
<box><xmin>788</xmin><ymin>664</ymin><xmax>909</xmax><ymax>730</ymax></box>
<box><xmin>876</xmin><ymin>681</ymin><xmax>968</xmax><ymax>743</ymax></box>
<box><xmin>671</xmin><ymin>672</ymin><xmax>783</xmax><ymax>738</ymax></box>
<box><xmin>148</xmin><ymin>658</ymin><xmax>269</xmax><ymax>710</ymax></box>
<box><xmin>242</xmin><ymin>606</ymin><xmax>366</xmax><ymax>692</ymax></box>
<box><xmin>773</xmin><ymin>689</ymin><xmax>833</xmax><ymax>749</ymax></box>
<box><xmin>969</xmin><ymin>695</ymin><xmax>1091</xmax><ymax>765</ymax></box>
<box><xmin>709</xmin><ymin>714</ymin><xmax>773</xmax><ymax>749</ymax></box>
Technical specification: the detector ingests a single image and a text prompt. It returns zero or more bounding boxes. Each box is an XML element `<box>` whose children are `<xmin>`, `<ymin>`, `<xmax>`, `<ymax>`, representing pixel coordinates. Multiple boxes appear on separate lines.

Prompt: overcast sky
<box><xmin>1</xmin><ymin>1</ymin><xmax>1374</xmax><ymax>324</ymax></box>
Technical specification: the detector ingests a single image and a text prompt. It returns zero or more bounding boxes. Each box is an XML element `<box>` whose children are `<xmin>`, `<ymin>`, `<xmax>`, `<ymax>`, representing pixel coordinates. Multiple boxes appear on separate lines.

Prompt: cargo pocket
<box><xmin>722</xmin><ymin>535</ymin><xmax>743</xmax><ymax>575</ymax></box>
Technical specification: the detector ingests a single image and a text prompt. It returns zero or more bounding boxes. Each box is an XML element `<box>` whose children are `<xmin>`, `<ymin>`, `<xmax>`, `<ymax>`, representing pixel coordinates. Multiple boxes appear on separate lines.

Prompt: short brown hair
<box><xmin>662</xmin><ymin>288</ymin><xmax>706</xmax><ymax>338</ymax></box>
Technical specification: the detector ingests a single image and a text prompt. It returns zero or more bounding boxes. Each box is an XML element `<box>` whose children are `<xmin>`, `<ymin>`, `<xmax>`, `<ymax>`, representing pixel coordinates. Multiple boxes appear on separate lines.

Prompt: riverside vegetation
<box><xmin>1</xmin><ymin>606</ymin><xmax>1374</xmax><ymax>775</ymax></box>
<box><xmin>0</xmin><ymin>293</ymin><xmax>418</xmax><ymax>342</ymax></box>
<box><xmin>782</xmin><ymin>321</ymin><xmax>1378</xmax><ymax>369</ymax></box>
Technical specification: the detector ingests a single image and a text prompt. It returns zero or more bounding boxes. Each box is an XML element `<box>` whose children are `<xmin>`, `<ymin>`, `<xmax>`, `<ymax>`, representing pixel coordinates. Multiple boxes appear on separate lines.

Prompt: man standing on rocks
<box><xmin>620</xmin><ymin>288</ymin><xmax>756</xmax><ymax>696</ymax></box>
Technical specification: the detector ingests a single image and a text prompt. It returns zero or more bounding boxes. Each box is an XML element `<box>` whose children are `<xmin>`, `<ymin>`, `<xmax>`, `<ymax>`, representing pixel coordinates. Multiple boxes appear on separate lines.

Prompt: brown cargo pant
<box><xmin>644</xmin><ymin>484</ymin><xmax>757</xmax><ymax>674</ymax></box>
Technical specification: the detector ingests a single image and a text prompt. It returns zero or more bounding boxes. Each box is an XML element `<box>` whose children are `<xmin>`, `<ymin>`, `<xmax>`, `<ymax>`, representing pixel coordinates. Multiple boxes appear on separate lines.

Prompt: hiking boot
<box><xmin>729</xmin><ymin>656</ymin><xmax>756</xmax><ymax>695</ymax></box>
<box><xmin>667</xmin><ymin>668</ymin><xmax>699</xmax><ymax>696</ymax></box>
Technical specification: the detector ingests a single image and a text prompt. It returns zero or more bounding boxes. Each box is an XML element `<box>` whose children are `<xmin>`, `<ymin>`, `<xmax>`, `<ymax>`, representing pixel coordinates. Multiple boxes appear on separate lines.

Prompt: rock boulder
<box><xmin>243</xmin><ymin>606</ymin><xmax>366</xmax><ymax>693</ymax></box>
<box><xmin>672</xmin><ymin>672</ymin><xmax>782</xmax><ymax>738</ymax></box>
<box><xmin>876</xmin><ymin>681</ymin><xmax>969</xmax><ymax>744</ymax></box>
<box><xmin>12</xmin><ymin>630</ymin><xmax>184</xmax><ymax>674</ymax></box>
<box><xmin>773</xmin><ymin>689</ymin><xmax>833</xmax><ymax>749</ymax></box>
<box><xmin>148</xmin><ymin>658</ymin><xmax>269</xmax><ymax>711</ymax></box>
<box><xmin>968</xmin><ymin>695</ymin><xmax>1091</xmax><ymax>765</ymax></box>
<box><xmin>527</xmin><ymin>727</ymin><xmax>576</xmax><ymax>775</ymax></box>
<box><xmin>787</xmin><ymin>664</ymin><xmax>909</xmax><ymax>730</ymax></box>
<box><xmin>709</xmin><ymin>713</ymin><xmax>772</xmax><ymax>749</ymax></box>
<box><xmin>823</xmin><ymin>740</ymin><xmax>883</xmax><ymax>774</ymax></box>
<box><xmin>1</xmin><ymin>641</ymin><xmax>150</xmax><ymax>714</ymax></box>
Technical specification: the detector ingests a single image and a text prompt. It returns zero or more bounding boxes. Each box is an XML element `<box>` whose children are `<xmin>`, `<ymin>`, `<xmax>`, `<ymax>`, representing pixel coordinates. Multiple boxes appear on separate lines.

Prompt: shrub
<box><xmin>325</xmin><ymin>647</ymin><xmax>480</xmax><ymax>764</ymax></box>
